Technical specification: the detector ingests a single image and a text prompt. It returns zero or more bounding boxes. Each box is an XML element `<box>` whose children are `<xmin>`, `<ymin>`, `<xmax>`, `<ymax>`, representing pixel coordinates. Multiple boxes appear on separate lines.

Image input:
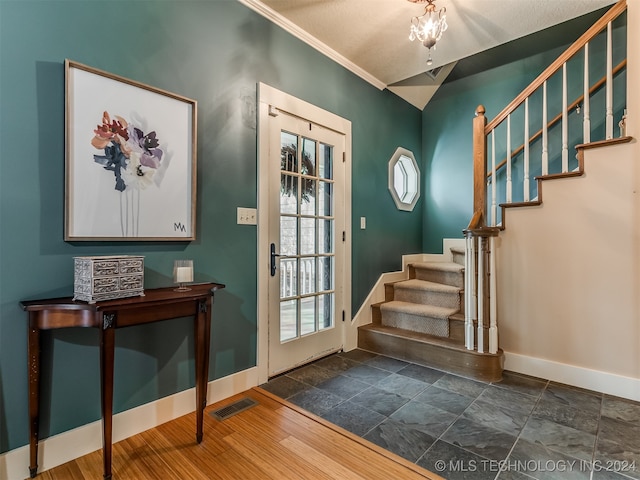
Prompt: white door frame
<box><xmin>257</xmin><ymin>83</ymin><xmax>352</xmax><ymax>384</ymax></box>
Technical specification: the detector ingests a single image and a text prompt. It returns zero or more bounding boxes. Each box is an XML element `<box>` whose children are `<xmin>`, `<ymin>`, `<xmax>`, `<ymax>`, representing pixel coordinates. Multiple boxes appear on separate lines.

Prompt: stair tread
<box><xmin>359</xmin><ymin>323</ymin><xmax>463</xmax><ymax>349</ymax></box>
<box><xmin>379</xmin><ymin>300</ymin><xmax>457</xmax><ymax>319</ymax></box>
<box><xmin>394</xmin><ymin>279</ymin><xmax>461</xmax><ymax>293</ymax></box>
<box><xmin>360</xmin><ymin>323</ymin><xmax>502</xmax><ymax>357</ymax></box>
<box><xmin>410</xmin><ymin>261</ymin><xmax>464</xmax><ymax>272</ymax></box>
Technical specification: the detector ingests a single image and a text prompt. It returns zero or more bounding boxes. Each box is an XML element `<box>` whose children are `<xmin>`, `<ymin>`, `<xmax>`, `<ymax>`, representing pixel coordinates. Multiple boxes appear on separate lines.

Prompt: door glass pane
<box><xmin>300</xmin><ymin>296</ymin><xmax>316</xmax><ymax>336</ymax></box>
<box><xmin>319</xmin><ymin>293</ymin><xmax>333</xmax><ymax>330</ymax></box>
<box><xmin>299</xmin><ymin>217</ymin><xmax>315</xmax><ymax>255</ymax></box>
<box><xmin>280</xmin><ymin>175</ymin><xmax>298</xmax><ymax>214</ymax></box>
<box><xmin>300</xmin><ymin>257</ymin><xmax>316</xmax><ymax>295</ymax></box>
<box><xmin>280</xmin><ymin>258</ymin><xmax>297</xmax><ymax>298</ymax></box>
<box><xmin>280</xmin><ymin>299</ymin><xmax>297</xmax><ymax>341</ymax></box>
<box><xmin>281</xmin><ymin>132</ymin><xmax>298</xmax><ymax>173</ymax></box>
<box><xmin>319</xmin><ymin>219</ymin><xmax>332</xmax><ymax>254</ymax></box>
<box><xmin>280</xmin><ymin>216</ymin><xmax>297</xmax><ymax>256</ymax></box>
<box><xmin>300</xmin><ymin>178</ymin><xmax>316</xmax><ymax>216</ymax></box>
<box><xmin>319</xmin><ymin>143</ymin><xmax>333</xmax><ymax>179</ymax></box>
<box><xmin>300</xmin><ymin>138</ymin><xmax>316</xmax><ymax>215</ymax></box>
<box><xmin>318</xmin><ymin>181</ymin><xmax>332</xmax><ymax>217</ymax></box>
<box><xmin>302</xmin><ymin>138</ymin><xmax>316</xmax><ymax>175</ymax></box>
<box><xmin>319</xmin><ymin>256</ymin><xmax>333</xmax><ymax>291</ymax></box>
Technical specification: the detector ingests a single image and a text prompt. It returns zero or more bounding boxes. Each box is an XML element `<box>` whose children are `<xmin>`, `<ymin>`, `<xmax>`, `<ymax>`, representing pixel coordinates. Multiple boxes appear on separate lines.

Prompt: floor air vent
<box><xmin>210</xmin><ymin>397</ymin><xmax>258</xmax><ymax>420</ymax></box>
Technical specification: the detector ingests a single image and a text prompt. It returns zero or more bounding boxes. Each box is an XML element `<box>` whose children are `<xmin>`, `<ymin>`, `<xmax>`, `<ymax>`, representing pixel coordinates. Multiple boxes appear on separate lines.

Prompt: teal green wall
<box><xmin>0</xmin><ymin>0</ymin><xmax>422</xmax><ymax>453</ymax></box>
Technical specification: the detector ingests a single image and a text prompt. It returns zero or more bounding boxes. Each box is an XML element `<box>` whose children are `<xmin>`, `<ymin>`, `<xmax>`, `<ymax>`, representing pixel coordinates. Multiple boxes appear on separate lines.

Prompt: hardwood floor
<box><xmin>36</xmin><ymin>387</ymin><xmax>443</xmax><ymax>480</ymax></box>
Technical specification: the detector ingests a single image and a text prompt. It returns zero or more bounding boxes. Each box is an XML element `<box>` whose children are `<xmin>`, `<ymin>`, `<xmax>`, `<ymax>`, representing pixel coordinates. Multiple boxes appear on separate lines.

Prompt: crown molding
<box><xmin>237</xmin><ymin>0</ymin><xmax>387</xmax><ymax>91</ymax></box>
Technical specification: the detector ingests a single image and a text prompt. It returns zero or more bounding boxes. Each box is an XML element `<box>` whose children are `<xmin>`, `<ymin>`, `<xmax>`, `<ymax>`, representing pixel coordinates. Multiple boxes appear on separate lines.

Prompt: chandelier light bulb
<box><xmin>408</xmin><ymin>0</ymin><xmax>447</xmax><ymax>64</ymax></box>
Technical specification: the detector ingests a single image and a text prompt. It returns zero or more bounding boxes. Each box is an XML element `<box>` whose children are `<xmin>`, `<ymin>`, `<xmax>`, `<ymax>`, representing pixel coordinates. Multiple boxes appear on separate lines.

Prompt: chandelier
<box><xmin>408</xmin><ymin>0</ymin><xmax>448</xmax><ymax>66</ymax></box>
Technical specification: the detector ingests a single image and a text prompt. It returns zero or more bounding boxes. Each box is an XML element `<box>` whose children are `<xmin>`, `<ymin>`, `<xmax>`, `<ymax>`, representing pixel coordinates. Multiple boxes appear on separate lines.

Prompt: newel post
<box><xmin>473</xmin><ymin>105</ymin><xmax>488</xmax><ymax>221</ymax></box>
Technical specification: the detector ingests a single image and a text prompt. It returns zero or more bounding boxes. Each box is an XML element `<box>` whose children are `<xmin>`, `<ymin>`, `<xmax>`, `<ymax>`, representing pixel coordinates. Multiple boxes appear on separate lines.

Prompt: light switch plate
<box><xmin>237</xmin><ymin>207</ymin><xmax>257</xmax><ymax>225</ymax></box>
<box><xmin>360</xmin><ymin>217</ymin><xmax>366</xmax><ymax>229</ymax></box>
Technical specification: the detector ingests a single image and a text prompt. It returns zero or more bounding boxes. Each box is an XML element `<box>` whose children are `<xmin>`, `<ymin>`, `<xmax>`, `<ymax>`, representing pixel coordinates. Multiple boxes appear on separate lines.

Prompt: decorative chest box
<box><xmin>73</xmin><ymin>256</ymin><xmax>145</xmax><ymax>303</ymax></box>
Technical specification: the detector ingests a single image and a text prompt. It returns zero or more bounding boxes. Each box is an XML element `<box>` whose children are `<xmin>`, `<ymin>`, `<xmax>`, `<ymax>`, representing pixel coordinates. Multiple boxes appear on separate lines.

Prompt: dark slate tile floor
<box><xmin>260</xmin><ymin>349</ymin><xmax>640</xmax><ymax>480</ymax></box>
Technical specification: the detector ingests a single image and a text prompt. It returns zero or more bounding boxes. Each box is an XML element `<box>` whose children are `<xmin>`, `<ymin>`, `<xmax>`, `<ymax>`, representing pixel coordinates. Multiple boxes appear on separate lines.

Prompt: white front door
<box><xmin>266</xmin><ymin>112</ymin><xmax>346</xmax><ymax>376</ymax></box>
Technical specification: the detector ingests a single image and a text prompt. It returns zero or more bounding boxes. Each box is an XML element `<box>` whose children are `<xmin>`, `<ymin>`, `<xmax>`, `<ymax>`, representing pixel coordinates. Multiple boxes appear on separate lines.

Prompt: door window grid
<box><xmin>279</xmin><ymin>130</ymin><xmax>335</xmax><ymax>342</ymax></box>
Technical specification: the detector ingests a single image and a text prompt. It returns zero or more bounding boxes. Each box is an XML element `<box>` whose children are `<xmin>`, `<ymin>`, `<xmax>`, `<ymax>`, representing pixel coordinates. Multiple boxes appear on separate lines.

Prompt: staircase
<box><xmin>358</xmin><ymin>246</ymin><xmax>504</xmax><ymax>382</ymax></box>
<box><xmin>359</xmin><ymin>0</ymin><xmax>628</xmax><ymax>386</ymax></box>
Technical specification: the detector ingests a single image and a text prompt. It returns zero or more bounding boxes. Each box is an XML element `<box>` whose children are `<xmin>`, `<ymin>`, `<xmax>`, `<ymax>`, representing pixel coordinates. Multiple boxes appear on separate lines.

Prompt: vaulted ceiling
<box><xmin>239</xmin><ymin>0</ymin><xmax>617</xmax><ymax>109</ymax></box>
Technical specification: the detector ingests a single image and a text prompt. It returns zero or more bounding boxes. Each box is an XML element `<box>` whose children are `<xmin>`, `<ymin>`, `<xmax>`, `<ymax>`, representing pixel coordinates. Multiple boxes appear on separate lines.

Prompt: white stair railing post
<box><xmin>471</xmin><ymin>237</ymin><xmax>478</xmax><ymax>351</ymax></box>
<box><xmin>476</xmin><ymin>237</ymin><xmax>485</xmax><ymax>354</ymax></box>
<box><xmin>542</xmin><ymin>81</ymin><xmax>549</xmax><ymax>176</ymax></box>
<box><xmin>583</xmin><ymin>43</ymin><xmax>591</xmax><ymax>143</ymax></box>
<box><xmin>491</xmin><ymin>130</ymin><xmax>497</xmax><ymax>226</ymax></box>
<box><xmin>606</xmin><ymin>21</ymin><xmax>614</xmax><ymax>139</ymax></box>
<box><xmin>524</xmin><ymin>98</ymin><xmax>530</xmax><ymax>202</ymax></box>
<box><xmin>562</xmin><ymin>63</ymin><xmax>569</xmax><ymax>172</ymax></box>
<box><xmin>464</xmin><ymin>235</ymin><xmax>475</xmax><ymax>350</ymax></box>
<box><xmin>506</xmin><ymin>115</ymin><xmax>512</xmax><ymax>203</ymax></box>
<box><xmin>488</xmin><ymin>236</ymin><xmax>498</xmax><ymax>354</ymax></box>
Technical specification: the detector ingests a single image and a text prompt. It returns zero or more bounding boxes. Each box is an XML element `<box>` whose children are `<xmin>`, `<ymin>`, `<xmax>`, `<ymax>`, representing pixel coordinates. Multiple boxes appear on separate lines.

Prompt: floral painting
<box><xmin>92</xmin><ymin>111</ymin><xmax>164</xmax><ymax>193</ymax></box>
<box><xmin>65</xmin><ymin>60</ymin><xmax>197</xmax><ymax>241</ymax></box>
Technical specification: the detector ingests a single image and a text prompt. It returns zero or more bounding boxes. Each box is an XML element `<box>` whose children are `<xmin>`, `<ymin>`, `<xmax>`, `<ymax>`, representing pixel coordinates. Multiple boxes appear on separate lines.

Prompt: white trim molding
<box><xmin>505</xmin><ymin>352</ymin><xmax>640</xmax><ymax>402</ymax></box>
<box><xmin>0</xmin><ymin>368</ymin><xmax>258</xmax><ymax>480</ymax></box>
<box><xmin>237</xmin><ymin>0</ymin><xmax>386</xmax><ymax>91</ymax></box>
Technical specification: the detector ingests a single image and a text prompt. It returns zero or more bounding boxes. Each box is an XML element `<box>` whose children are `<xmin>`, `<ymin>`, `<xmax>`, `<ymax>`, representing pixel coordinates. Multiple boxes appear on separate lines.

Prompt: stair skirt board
<box><xmin>359</xmin><ymin>324</ymin><xmax>504</xmax><ymax>383</ymax></box>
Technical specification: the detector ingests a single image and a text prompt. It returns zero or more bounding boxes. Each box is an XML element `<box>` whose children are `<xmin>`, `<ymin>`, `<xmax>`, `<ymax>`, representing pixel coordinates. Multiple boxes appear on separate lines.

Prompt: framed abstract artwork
<box><xmin>64</xmin><ymin>59</ymin><xmax>197</xmax><ymax>241</ymax></box>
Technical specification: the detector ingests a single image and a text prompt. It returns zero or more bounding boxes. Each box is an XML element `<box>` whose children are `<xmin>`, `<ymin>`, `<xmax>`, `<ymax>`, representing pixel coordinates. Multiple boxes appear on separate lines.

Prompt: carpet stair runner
<box><xmin>358</xmin><ymin>246</ymin><xmax>503</xmax><ymax>381</ymax></box>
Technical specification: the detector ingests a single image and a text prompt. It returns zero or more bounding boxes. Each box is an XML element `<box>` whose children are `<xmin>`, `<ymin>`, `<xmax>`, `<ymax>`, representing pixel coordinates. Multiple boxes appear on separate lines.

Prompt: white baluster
<box><xmin>583</xmin><ymin>43</ymin><xmax>591</xmax><ymax>143</ymax></box>
<box><xmin>562</xmin><ymin>63</ymin><xmax>569</xmax><ymax>172</ymax></box>
<box><xmin>477</xmin><ymin>237</ymin><xmax>485</xmax><ymax>354</ymax></box>
<box><xmin>489</xmin><ymin>236</ymin><xmax>498</xmax><ymax>354</ymax></box>
<box><xmin>524</xmin><ymin>98</ymin><xmax>530</xmax><ymax>202</ymax></box>
<box><xmin>506</xmin><ymin>114</ymin><xmax>512</xmax><ymax>204</ymax></box>
<box><xmin>471</xmin><ymin>237</ymin><xmax>478</xmax><ymax>351</ymax></box>
<box><xmin>465</xmin><ymin>236</ymin><xmax>474</xmax><ymax>350</ymax></box>
<box><xmin>491</xmin><ymin>130</ymin><xmax>496</xmax><ymax>227</ymax></box>
<box><xmin>542</xmin><ymin>81</ymin><xmax>549</xmax><ymax>176</ymax></box>
<box><xmin>606</xmin><ymin>22</ymin><xmax>614</xmax><ymax>139</ymax></box>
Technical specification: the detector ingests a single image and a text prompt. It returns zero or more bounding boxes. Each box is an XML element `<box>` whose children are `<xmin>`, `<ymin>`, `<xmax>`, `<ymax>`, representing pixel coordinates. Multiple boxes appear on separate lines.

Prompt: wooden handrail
<box><xmin>485</xmin><ymin>0</ymin><xmax>627</xmax><ymax>134</ymax></box>
<box><xmin>466</xmin><ymin>209</ymin><xmax>484</xmax><ymax>231</ymax></box>
<box><xmin>486</xmin><ymin>59</ymin><xmax>627</xmax><ymax>179</ymax></box>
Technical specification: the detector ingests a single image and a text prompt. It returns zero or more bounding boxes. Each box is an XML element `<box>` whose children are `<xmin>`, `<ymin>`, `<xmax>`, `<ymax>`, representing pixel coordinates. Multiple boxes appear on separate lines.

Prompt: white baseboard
<box><xmin>0</xmin><ymin>367</ymin><xmax>258</xmax><ymax>480</ymax></box>
<box><xmin>504</xmin><ymin>352</ymin><xmax>640</xmax><ymax>402</ymax></box>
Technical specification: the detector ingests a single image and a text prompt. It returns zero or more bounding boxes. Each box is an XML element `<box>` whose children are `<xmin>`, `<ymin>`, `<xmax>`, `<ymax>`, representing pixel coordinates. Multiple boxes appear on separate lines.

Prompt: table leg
<box><xmin>100</xmin><ymin>319</ymin><xmax>115</xmax><ymax>480</ymax></box>
<box><xmin>27</xmin><ymin>320</ymin><xmax>40</xmax><ymax>479</ymax></box>
<box><xmin>194</xmin><ymin>298</ymin><xmax>211</xmax><ymax>443</ymax></box>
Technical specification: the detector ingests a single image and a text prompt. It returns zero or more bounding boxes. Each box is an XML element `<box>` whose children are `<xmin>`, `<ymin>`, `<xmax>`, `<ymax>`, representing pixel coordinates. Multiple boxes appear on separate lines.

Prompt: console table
<box><xmin>21</xmin><ymin>282</ymin><xmax>225</xmax><ymax>479</ymax></box>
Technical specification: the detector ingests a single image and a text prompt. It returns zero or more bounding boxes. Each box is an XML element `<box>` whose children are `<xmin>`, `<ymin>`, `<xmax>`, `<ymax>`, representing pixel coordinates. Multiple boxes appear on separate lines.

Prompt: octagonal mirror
<box><xmin>388</xmin><ymin>147</ymin><xmax>420</xmax><ymax>211</ymax></box>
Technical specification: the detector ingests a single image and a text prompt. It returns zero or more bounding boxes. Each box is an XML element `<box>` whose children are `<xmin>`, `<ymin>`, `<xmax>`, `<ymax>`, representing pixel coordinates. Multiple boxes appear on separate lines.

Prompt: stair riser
<box><xmin>358</xmin><ymin>327</ymin><xmax>503</xmax><ymax>382</ymax></box>
<box><xmin>372</xmin><ymin>305</ymin><xmax>382</xmax><ymax>325</ymax></box>
<box><xmin>380</xmin><ymin>310</ymin><xmax>449</xmax><ymax>337</ymax></box>
<box><xmin>410</xmin><ymin>267</ymin><xmax>464</xmax><ymax>288</ymax></box>
<box><xmin>452</xmin><ymin>250</ymin><xmax>465</xmax><ymax>266</ymax></box>
<box><xmin>393</xmin><ymin>287</ymin><xmax>460</xmax><ymax>310</ymax></box>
